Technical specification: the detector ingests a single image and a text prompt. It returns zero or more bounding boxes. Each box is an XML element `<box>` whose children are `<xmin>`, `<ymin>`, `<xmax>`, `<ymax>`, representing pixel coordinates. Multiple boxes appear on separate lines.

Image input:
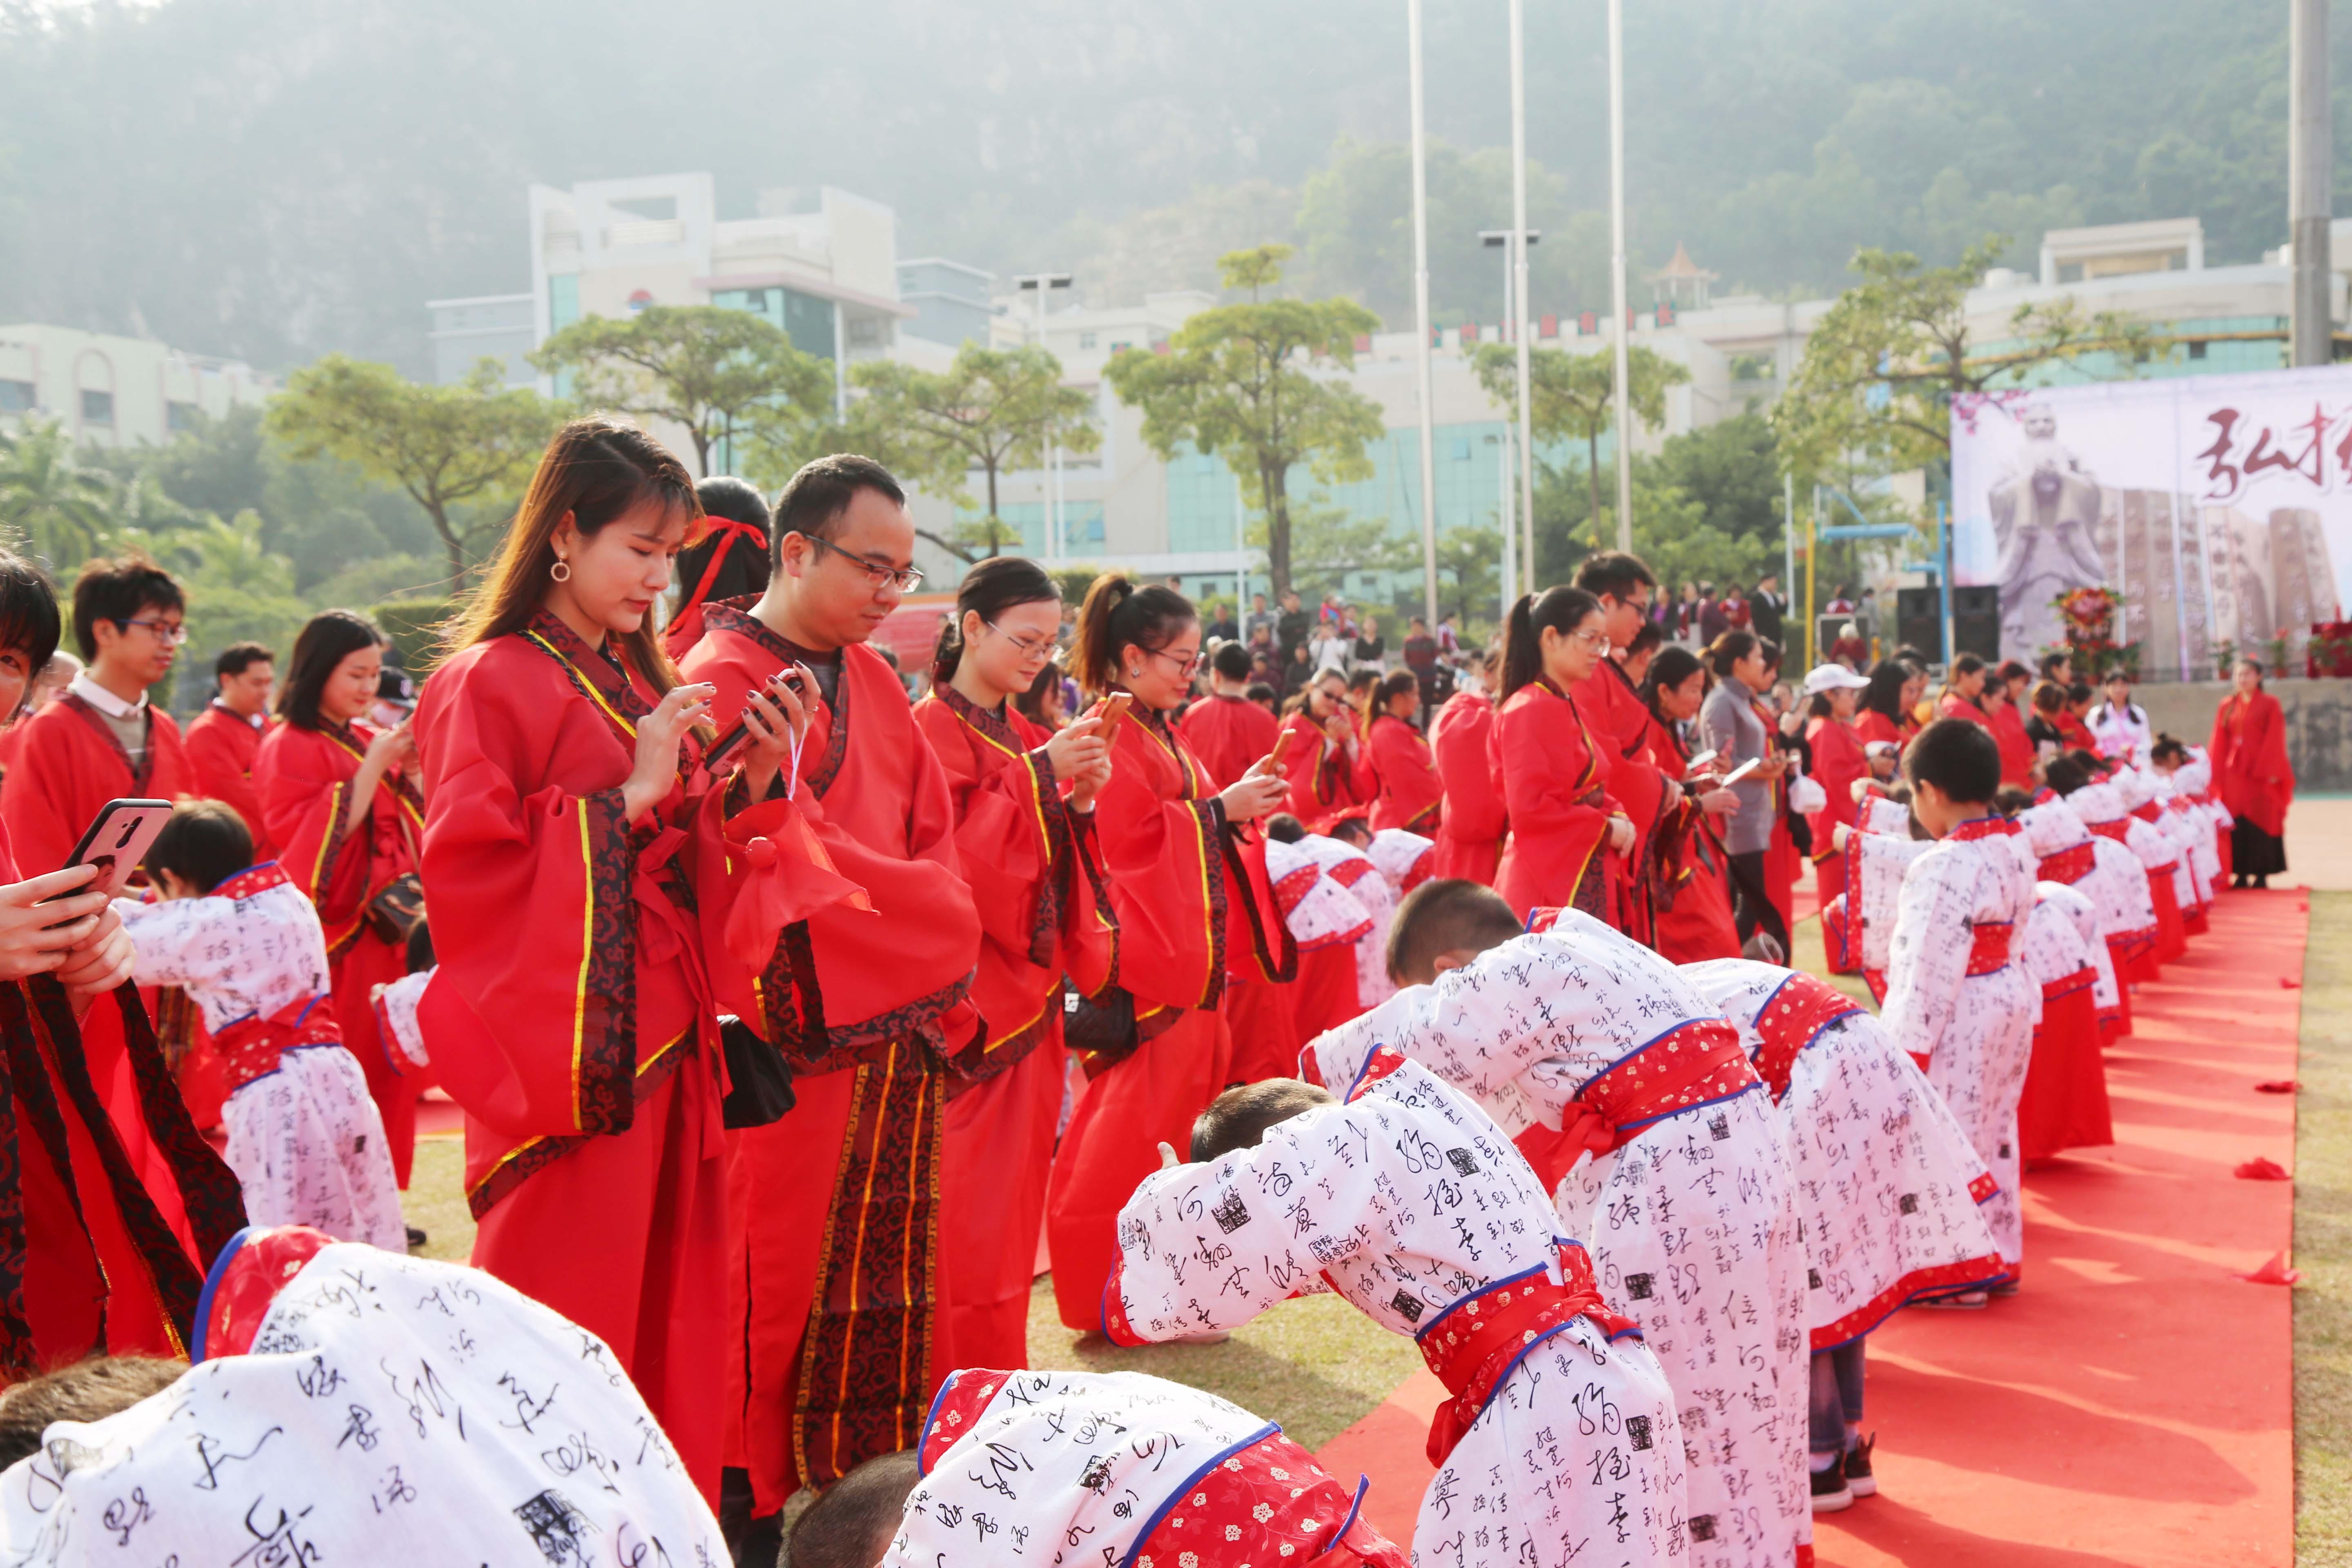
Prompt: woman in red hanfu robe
<box><xmin>1276</xmin><ymin>668</ymin><xmax>1377</xmax><ymax>830</ymax></box>
<box><xmin>1365</xmin><ymin>670</ymin><xmax>1441</xmax><ymax>833</ymax></box>
<box><xmin>1427</xmin><ymin>666</ymin><xmax>1504</xmax><ymax>884</ymax></box>
<box><xmin>413</xmin><ymin>419</ymin><xmax>811</xmax><ymax>1503</ymax></box>
<box><xmin>1044</xmin><ymin>575</ymin><xmax>1292</xmax><ymax>1332</ymax></box>
<box><xmin>682</xmin><ymin>566</ymin><xmax>983</xmax><ymax>1519</ymax></box>
<box><xmin>1989</xmin><ymin>662</ymin><xmax>2036</xmax><ymax>787</ymax></box>
<box><xmin>2212</xmin><ymin>657</ymin><xmax>2294</xmax><ymax>886</ymax></box>
<box><xmin>255</xmin><ymin>612</ymin><xmax>429</xmax><ymax>1187</ymax></box>
<box><xmin>1635</xmin><ymin>648</ymin><xmax>1742</xmax><ymax>962</ymax></box>
<box><xmin>1490</xmin><ymin>588</ymin><xmax>1631</xmax><ymax>925</ymax></box>
<box><xmin>1853</xmin><ymin>659</ymin><xmax>1914</xmax><ymax>757</ymax></box>
<box><xmin>1804</xmin><ymin>668</ymin><xmax>1871</xmax><ymax>917</ymax></box>
<box><xmin>0</xmin><ymin>553</ymin><xmax>243</xmax><ymax>1371</ymax></box>
<box><xmin>911</xmin><ymin>560</ymin><xmax>1116</xmax><ymax>1379</ymax></box>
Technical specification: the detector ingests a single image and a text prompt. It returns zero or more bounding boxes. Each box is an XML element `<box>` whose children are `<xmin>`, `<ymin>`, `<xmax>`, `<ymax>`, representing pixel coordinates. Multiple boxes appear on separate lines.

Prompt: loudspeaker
<box><xmin>1889</xmin><ymin>586</ymin><xmax>2002</xmax><ymax>663</ymax></box>
<box><xmin>1952</xmin><ymin>586</ymin><xmax>2001</xmax><ymax>660</ymax></box>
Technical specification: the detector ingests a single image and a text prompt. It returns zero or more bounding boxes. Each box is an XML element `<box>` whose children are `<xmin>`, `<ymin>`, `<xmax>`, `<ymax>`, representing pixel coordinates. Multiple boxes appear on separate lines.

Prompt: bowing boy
<box><xmin>1105</xmin><ymin>1054</ymin><xmax>1688</xmax><ymax>1568</ymax></box>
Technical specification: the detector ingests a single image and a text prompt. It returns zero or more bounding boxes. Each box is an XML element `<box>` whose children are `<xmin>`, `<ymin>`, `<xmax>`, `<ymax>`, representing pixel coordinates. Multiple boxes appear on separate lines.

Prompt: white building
<box><xmin>0</xmin><ymin>325</ymin><xmax>275</xmax><ymax>447</ymax></box>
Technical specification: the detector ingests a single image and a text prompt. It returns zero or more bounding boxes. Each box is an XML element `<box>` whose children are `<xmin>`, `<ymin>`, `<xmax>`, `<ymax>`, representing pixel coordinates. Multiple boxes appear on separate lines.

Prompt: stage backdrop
<box><xmin>1951</xmin><ymin>368</ymin><xmax>2349</xmax><ymax>677</ymax></box>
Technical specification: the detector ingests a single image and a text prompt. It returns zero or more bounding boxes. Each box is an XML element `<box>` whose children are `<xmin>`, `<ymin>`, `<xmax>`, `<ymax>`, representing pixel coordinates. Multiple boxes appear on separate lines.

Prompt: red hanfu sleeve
<box><xmin>255</xmin><ymin>725</ymin><xmax>419</xmax><ymax>958</ymax></box>
<box><xmin>1492</xmin><ymin>685</ymin><xmax>1621</xmax><ymax>913</ymax></box>
<box><xmin>1369</xmin><ymin>715</ymin><xmax>1443</xmax><ymax>832</ymax></box>
<box><xmin>411</xmin><ymin>646</ymin><xmax>647</xmax><ymax>1142</ymax></box>
<box><xmin>1088</xmin><ymin>715</ymin><xmax>1233</xmax><ymax>1013</ymax></box>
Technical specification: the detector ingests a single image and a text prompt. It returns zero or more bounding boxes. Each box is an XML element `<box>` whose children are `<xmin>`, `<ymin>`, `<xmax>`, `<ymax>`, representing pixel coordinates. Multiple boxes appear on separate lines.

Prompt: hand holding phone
<box><xmin>1683</xmin><ymin>748</ymin><xmax>1718</xmax><ymax>777</ymax></box>
<box><xmin>705</xmin><ymin>666</ymin><xmax>813</xmax><ymax>771</ymax></box>
<box><xmin>60</xmin><ymin>799</ymin><xmax>172</xmax><ymax>902</ymax></box>
<box><xmin>1263</xmin><ymin>724</ymin><xmax>1297</xmax><ymax>775</ymax></box>
<box><xmin>1719</xmin><ymin>756</ymin><xmax>1764</xmax><ymax>789</ymax></box>
<box><xmin>1094</xmin><ymin>692</ymin><xmax>1135</xmax><ymax>747</ymax></box>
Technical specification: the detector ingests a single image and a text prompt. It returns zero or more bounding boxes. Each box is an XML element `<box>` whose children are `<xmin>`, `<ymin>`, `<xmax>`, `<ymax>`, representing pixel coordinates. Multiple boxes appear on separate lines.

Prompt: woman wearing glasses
<box><xmin>1275</xmin><ymin>668</ymin><xmax>1377</xmax><ymax>831</ymax></box>
<box><xmin>253</xmin><ymin>611</ymin><xmax>430</xmax><ymax>1192</ymax></box>
<box><xmin>1492</xmin><ymin>587</ymin><xmax>1635</xmax><ymax>927</ymax></box>
<box><xmin>912</xmin><ymin>557</ymin><xmax>1116</xmax><ymax>1376</ymax></box>
<box><xmin>1044</xmin><ymin>573</ymin><xmax>1293</xmax><ymax>1333</ymax></box>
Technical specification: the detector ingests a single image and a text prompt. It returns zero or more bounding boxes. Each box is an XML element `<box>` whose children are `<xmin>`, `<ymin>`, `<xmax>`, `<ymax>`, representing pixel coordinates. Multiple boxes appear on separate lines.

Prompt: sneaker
<box><xmin>1843</xmin><ymin>1434</ymin><xmax>1877</xmax><ymax>1498</ymax></box>
<box><xmin>405</xmin><ymin>1225</ymin><xmax>428</xmax><ymax>1252</ymax></box>
<box><xmin>1913</xmin><ymin>1290</ymin><xmax>1987</xmax><ymax>1309</ymax></box>
<box><xmin>1810</xmin><ymin>1464</ymin><xmax>1853</xmax><ymax>1512</ymax></box>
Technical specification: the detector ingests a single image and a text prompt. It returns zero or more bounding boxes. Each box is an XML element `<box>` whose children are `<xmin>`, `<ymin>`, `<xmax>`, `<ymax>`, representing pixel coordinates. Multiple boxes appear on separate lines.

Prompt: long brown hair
<box><xmin>446</xmin><ymin>416</ymin><xmax>702</xmax><ymax>696</ymax></box>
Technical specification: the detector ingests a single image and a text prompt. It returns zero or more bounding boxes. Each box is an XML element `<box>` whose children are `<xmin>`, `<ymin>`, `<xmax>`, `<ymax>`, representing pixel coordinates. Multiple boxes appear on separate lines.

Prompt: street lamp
<box><xmin>1013</xmin><ymin>272</ymin><xmax>1074</xmax><ymax>559</ymax></box>
<box><xmin>1481</xmin><ymin>228</ymin><xmax>1540</xmax><ymax>594</ymax></box>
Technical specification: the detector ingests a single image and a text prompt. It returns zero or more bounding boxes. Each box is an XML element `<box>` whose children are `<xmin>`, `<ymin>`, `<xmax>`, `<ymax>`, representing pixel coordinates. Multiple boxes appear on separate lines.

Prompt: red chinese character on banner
<box><xmin>2241</xmin><ymin>401</ymin><xmax>2333</xmax><ymax>489</ymax></box>
<box><xmin>2198</xmin><ymin>409</ymin><xmax>2243</xmax><ymax>500</ymax></box>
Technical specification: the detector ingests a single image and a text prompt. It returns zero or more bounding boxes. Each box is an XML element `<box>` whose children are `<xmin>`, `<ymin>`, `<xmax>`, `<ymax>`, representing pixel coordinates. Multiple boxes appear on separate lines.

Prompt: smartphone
<box><xmin>1682</xmin><ymin>748</ymin><xmax>1718</xmax><ymax>776</ymax></box>
<box><xmin>1266</xmin><ymin>724</ymin><xmax>1298</xmax><ymax>773</ymax></box>
<box><xmin>61</xmin><ymin>799</ymin><xmax>173</xmax><ymax>900</ymax></box>
<box><xmin>704</xmin><ymin>666</ymin><xmax>812</xmax><ymax>770</ymax></box>
<box><xmin>1718</xmin><ymin>757</ymin><xmax>1764</xmax><ymax>788</ymax></box>
<box><xmin>1094</xmin><ymin>692</ymin><xmax>1135</xmax><ymax>746</ymax></box>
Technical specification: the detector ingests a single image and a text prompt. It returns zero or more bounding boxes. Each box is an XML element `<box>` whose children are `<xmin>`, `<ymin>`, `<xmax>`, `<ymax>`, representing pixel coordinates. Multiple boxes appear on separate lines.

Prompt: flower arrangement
<box><xmin>2306</xmin><ymin>621</ymin><xmax>2352</xmax><ymax>678</ymax></box>
<box><xmin>2047</xmin><ymin>586</ymin><xmax>2139</xmax><ymax>681</ymax></box>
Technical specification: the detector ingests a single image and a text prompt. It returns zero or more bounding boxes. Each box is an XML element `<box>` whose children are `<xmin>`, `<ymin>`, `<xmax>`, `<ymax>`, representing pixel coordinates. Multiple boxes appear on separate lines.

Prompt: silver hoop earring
<box><xmin>550</xmin><ymin>559</ymin><xmax>572</xmax><ymax>582</ymax></box>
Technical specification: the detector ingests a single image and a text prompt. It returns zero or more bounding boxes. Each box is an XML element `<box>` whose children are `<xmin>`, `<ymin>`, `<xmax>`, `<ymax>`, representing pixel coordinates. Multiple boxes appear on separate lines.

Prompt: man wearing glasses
<box><xmin>1570</xmin><ymin>550</ymin><xmax>1679</xmax><ymax>949</ymax></box>
<box><xmin>1</xmin><ymin>553</ymin><xmax>195</xmax><ymax>877</ymax></box>
<box><xmin>678</xmin><ymin>454</ymin><xmax>984</xmax><ymax>1561</ymax></box>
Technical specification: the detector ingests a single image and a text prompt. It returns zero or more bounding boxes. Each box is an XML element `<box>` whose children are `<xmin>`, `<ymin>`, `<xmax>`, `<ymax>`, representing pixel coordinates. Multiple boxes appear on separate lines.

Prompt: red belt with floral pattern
<box><xmin>1417</xmin><ymin>1243</ymin><xmax>1639</xmax><ymax>1465</ymax></box>
<box><xmin>1862</xmin><ymin>920</ymin><xmax>2013</xmax><ymax>1006</ymax></box>
<box><xmin>214</xmin><ymin>996</ymin><xmax>342</xmax><ymax>1094</ymax></box>
<box><xmin>1510</xmin><ymin>1017</ymin><xmax>1760</xmax><ymax>1189</ymax></box>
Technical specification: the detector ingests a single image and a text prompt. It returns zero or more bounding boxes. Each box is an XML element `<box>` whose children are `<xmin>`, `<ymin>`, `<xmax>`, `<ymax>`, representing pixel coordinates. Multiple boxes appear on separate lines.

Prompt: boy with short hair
<box><xmin>1303</xmin><ymin>884</ymin><xmax>1807</xmax><ymax>1568</ymax></box>
<box><xmin>1835</xmin><ymin>717</ymin><xmax>2038</xmax><ymax>1290</ymax></box>
<box><xmin>113</xmin><ymin>799</ymin><xmax>405</xmax><ymax>1249</ymax></box>
<box><xmin>1105</xmin><ymin>1054</ymin><xmax>1687</xmax><ymax>1568</ymax></box>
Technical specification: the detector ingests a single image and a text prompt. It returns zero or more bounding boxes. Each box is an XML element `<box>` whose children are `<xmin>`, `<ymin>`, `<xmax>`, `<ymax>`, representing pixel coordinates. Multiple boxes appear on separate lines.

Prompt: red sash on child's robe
<box><xmin>1368</xmin><ymin>711</ymin><xmax>1442</xmax><ymax>832</ymax></box>
<box><xmin>255</xmin><ymin>719</ymin><xmax>426</xmax><ymax>1184</ymax></box>
<box><xmin>1044</xmin><ymin>702</ymin><xmax>1292</xmax><ymax>1330</ymax></box>
<box><xmin>1639</xmin><ymin>716</ymin><xmax>1742</xmax><ymax>963</ymax></box>
<box><xmin>0</xmin><ymin>690</ymin><xmax>196</xmax><ymax>1239</ymax></box>
<box><xmin>1276</xmin><ymin>710</ymin><xmax>1376</xmax><ymax>831</ymax></box>
<box><xmin>1492</xmin><ymin>677</ymin><xmax>1622</xmax><ymax>926</ymax></box>
<box><xmin>1575</xmin><ymin>658</ymin><xmax>1668</xmax><ymax>943</ymax></box>
<box><xmin>1428</xmin><ymin>690</ymin><xmax>1504</xmax><ymax>884</ymax></box>
<box><xmin>913</xmin><ymin>684</ymin><xmax>1114</xmax><ymax>1377</ymax></box>
<box><xmin>1177</xmin><ymin>691</ymin><xmax>1280</xmax><ymax>791</ymax></box>
<box><xmin>683</xmin><ymin>602</ymin><xmax>984</xmax><ymax>1509</ymax></box>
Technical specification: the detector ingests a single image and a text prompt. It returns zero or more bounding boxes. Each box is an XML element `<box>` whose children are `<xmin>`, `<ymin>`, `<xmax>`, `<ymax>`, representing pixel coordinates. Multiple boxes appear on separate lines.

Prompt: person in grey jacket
<box><xmin>1699</xmin><ymin>630</ymin><xmax>1791</xmax><ymax>955</ymax></box>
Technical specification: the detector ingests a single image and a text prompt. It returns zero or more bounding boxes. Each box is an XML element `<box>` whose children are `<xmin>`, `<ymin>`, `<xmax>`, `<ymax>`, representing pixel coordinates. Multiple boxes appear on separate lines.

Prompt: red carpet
<box><xmin>1316</xmin><ymin>889</ymin><xmax>2304</xmax><ymax>1565</ymax></box>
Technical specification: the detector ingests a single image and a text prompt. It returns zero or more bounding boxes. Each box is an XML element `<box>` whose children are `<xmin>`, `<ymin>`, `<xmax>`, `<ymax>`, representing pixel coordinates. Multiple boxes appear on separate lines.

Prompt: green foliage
<box><xmin>267</xmin><ymin>356</ymin><xmax>561</xmax><ymax>578</ymax></box>
<box><xmin>1431</xmin><ymin>525</ymin><xmax>1503</xmax><ymax>633</ymax></box>
<box><xmin>1528</xmin><ymin>416</ymin><xmax>1786</xmax><ymax>597</ymax></box>
<box><xmin>0</xmin><ymin>418</ymin><xmax>115</xmax><ymax>569</ymax></box>
<box><xmin>1773</xmin><ymin>237</ymin><xmax>2149</xmax><ymax>484</ymax></box>
<box><xmin>374</xmin><ymin>599</ymin><xmax>458</xmax><ymax>673</ymax></box>
<box><xmin>1254</xmin><ymin>499</ymin><xmax>1410</xmax><ymax>604</ymax></box>
<box><xmin>530</xmin><ymin>305</ymin><xmax>832</xmax><ymax>478</ymax></box>
<box><xmin>834</xmin><ymin>344</ymin><xmax>1099</xmax><ymax>563</ymax></box>
<box><xmin>1106</xmin><ymin>246</ymin><xmax>1383</xmax><ymax>599</ymax></box>
<box><xmin>1472</xmin><ymin>342</ymin><xmax>1690</xmax><ymax>536</ymax></box>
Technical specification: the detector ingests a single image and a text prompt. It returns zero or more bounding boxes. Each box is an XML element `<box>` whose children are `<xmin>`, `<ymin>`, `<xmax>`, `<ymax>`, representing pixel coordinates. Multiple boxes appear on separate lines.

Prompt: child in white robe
<box><xmin>2014</xmin><ymin>798</ymin><xmax>2138</xmax><ymax>1039</ymax></box>
<box><xmin>873</xmin><ymin>1369</ymin><xmax>1408</xmax><ymax>1568</ymax></box>
<box><xmin>1313</xmin><ymin>818</ymin><xmax>1403</xmax><ymax>1011</ymax></box>
<box><xmin>1369</xmin><ymin>824</ymin><xmax>1437</xmax><ymax>898</ymax></box>
<box><xmin>113</xmin><ymin>801</ymin><xmax>405</xmax><ymax>1251</ymax></box>
<box><xmin>1681</xmin><ymin>959</ymin><xmax>2002</xmax><ymax>1511</ymax></box>
<box><xmin>1303</xmin><ymin>885</ymin><xmax>1808</xmax><ymax>1568</ymax></box>
<box><xmin>1106</xmin><ymin>1053</ymin><xmax>1689</xmax><ymax>1568</ymax></box>
<box><xmin>1835</xmin><ymin>719</ymin><xmax>2038</xmax><ymax>1294</ymax></box>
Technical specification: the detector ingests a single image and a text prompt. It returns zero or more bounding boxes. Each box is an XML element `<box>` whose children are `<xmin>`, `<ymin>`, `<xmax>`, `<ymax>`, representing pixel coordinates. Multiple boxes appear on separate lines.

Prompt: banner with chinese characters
<box><xmin>1951</xmin><ymin>368</ymin><xmax>2348</xmax><ymax>677</ymax></box>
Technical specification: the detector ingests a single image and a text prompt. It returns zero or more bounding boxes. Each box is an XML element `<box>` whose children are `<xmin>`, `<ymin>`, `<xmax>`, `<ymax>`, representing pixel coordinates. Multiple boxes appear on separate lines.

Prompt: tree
<box><xmin>842</xmin><ymin>344</ymin><xmax>1100</xmax><ymax>561</ymax></box>
<box><xmin>1472</xmin><ymin>341</ymin><xmax>1690</xmax><ymax>548</ymax></box>
<box><xmin>1106</xmin><ymin>244</ymin><xmax>1383</xmax><ymax>599</ymax></box>
<box><xmin>1773</xmin><ymin>236</ymin><xmax>2149</xmax><ymax>484</ymax></box>
<box><xmin>530</xmin><ymin>305</ymin><xmax>832</xmax><ymax>477</ymax></box>
<box><xmin>0</xmin><ymin>418</ymin><xmax>115</xmax><ymax>570</ymax></box>
<box><xmin>1430</xmin><ymin>524</ymin><xmax>1502</xmax><ymax>631</ymax></box>
<box><xmin>1268</xmin><ymin>498</ymin><xmax>1411</xmax><ymax>604</ymax></box>
<box><xmin>267</xmin><ymin>356</ymin><xmax>562</xmax><ymax>580</ymax></box>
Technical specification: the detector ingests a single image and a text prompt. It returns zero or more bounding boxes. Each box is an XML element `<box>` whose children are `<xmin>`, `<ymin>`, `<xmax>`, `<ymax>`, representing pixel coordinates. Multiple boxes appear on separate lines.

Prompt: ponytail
<box><xmin>932</xmin><ymin>555</ymin><xmax>1060</xmax><ymax>684</ymax></box>
<box><xmin>1499</xmin><ymin>585</ymin><xmax>1600</xmax><ymax>699</ymax></box>
<box><xmin>1069</xmin><ymin>571</ymin><xmax>1196</xmax><ymax>697</ymax></box>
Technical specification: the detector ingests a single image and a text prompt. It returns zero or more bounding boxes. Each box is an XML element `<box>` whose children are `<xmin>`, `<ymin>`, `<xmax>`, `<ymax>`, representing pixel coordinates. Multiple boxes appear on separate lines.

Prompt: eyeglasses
<box><xmin>118</xmin><ymin>618</ymin><xmax>187</xmax><ymax>646</ymax></box>
<box><xmin>1568</xmin><ymin>627</ymin><xmax>1610</xmax><ymax>653</ymax></box>
<box><xmin>1144</xmin><ymin>646</ymin><xmax>1205</xmax><ymax>679</ymax></box>
<box><xmin>986</xmin><ymin>621</ymin><xmax>1061</xmax><ymax>661</ymax></box>
<box><xmin>806</xmin><ymin>534</ymin><xmax>924</xmax><ymax>594</ymax></box>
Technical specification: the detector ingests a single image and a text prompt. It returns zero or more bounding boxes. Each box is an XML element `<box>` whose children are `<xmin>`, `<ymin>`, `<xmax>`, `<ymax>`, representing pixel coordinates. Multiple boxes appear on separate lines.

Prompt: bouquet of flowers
<box><xmin>2306</xmin><ymin>621</ymin><xmax>2352</xmax><ymax>679</ymax></box>
<box><xmin>2047</xmin><ymin>586</ymin><xmax>2138</xmax><ymax>681</ymax></box>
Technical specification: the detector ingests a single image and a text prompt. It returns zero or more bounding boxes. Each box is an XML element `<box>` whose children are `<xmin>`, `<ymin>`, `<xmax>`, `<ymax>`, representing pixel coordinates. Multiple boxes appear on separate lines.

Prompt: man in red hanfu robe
<box><xmin>1179</xmin><ymin>640</ymin><xmax>1281</xmax><ymax>789</ymax></box>
<box><xmin>1572</xmin><ymin>554</ymin><xmax>1670</xmax><ymax>942</ymax></box>
<box><xmin>180</xmin><ymin>641</ymin><xmax>277</xmax><ymax>858</ymax></box>
<box><xmin>1</xmin><ymin>558</ymin><xmax>195</xmax><ymax>1230</ymax></box>
<box><xmin>1428</xmin><ymin>679</ymin><xmax>1504</xmax><ymax>884</ymax></box>
<box><xmin>677</xmin><ymin>457</ymin><xmax>985</xmax><ymax>1542</ymax></box>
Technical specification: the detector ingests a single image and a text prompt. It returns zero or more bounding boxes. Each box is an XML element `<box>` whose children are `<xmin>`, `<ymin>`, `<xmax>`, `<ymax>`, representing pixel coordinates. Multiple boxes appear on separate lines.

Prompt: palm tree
<box><xmin>0</xmin><ymin>419</ymin><xmax>116</xmax><ymax>569</ymax></box>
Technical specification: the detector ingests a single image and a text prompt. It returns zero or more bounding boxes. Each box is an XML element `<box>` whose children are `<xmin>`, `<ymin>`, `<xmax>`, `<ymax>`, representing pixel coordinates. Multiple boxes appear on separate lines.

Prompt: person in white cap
<box><xmin>1801</xmin><ymin>662</ymin><xmax>1873</xmax><ymax>918</ymax></box>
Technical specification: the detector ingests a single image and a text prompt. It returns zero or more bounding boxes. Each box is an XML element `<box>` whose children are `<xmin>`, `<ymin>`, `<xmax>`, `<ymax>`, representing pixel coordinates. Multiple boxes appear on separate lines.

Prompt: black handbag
<box><xmin>718</xmin><ymin>1015</ymin><xmax>797</xmax><ymax>1129</ymax></box>
<box><xmin>1062</xmin><ymin>984</ymin><xmax>1138</xmax><ymax>1060</ymax></box>
<box><xmin>363</xmin><ymin>872</ymin><xmax>427</xmax><ymax>946</ymax></box>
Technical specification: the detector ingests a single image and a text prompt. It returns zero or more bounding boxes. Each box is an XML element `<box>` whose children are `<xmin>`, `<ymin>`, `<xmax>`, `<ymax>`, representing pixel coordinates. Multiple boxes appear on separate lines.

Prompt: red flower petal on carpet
<box><xmin>2234</xmin><ymin>1157</ymin><xmax>2290</xmax><ymax>1180</ymax></box>
<box><xmin>2254</xmin><ymin>1080</ymin><xmax>2299</xmax><ymax>1094</ymax></box>
<box><xmin>2238</xmin><ymin>1250</ymin><xmax>2301</xmax><ymax>1286</ymax></box>
<box><xmin>2280</xmin><ymin>976</ymin><xmax>2302</xmax><ymax>989</ymax></box>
